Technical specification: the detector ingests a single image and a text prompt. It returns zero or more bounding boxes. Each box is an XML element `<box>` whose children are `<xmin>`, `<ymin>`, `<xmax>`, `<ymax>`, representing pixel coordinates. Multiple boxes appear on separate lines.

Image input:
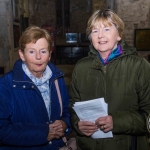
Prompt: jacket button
<box><xmin>13</xmin><ymin>85</ymin><xmax>16</xmax><ymax>87</ymax></box>
<box><xmin>31</xmin><ymin>86</ymin><xmax>34</xmax><ymax>88</ymax></box>
<box><xmin>49</xmin><ymin>141</ymin><xmax>52</xmax><ymax>144</ymax></box>
<box><xmin>23</xmin><ymin>85</ymin><xmax>26</xmax><ymax>88</ymax></box>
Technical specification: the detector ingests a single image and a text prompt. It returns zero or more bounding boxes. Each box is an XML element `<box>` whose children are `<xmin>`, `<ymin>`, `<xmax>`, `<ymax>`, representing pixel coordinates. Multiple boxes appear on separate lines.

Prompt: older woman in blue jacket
<box><xmin>0</xmin><ymin>26</ymin><xmax>71</xmax><ymax>150</ymax></box>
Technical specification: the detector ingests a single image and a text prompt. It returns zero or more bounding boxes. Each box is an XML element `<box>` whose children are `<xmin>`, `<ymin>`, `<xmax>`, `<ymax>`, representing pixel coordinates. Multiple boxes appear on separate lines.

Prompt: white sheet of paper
<box><xmin>73</xmin><ymin>98</ymin><xmax>113</xmax><ymax>139</ymax></box>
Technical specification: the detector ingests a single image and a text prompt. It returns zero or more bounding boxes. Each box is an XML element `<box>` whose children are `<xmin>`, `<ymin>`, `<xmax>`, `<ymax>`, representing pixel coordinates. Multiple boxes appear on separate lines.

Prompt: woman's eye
<box><xmin>105</xmin><ymin>28</ymin><xmax>110</xmax><ymax>31</ymax></box>
<box><xmin>92</xmin><ymin>30</ymin><xmax>98</xmax><ymax>33</ymax></box>
<box><xmin>29</xmin><ymin>51</ymin><xmax>34</xmax><ymax>54</ymax></box>
<box><xmin>41</xmin><ymin>51</ymin><xmax>46</xmax><ymax>54</ymax></box>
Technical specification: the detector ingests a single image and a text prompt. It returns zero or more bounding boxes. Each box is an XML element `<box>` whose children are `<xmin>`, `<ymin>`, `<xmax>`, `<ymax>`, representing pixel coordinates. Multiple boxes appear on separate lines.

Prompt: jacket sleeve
<box><xmin>0</xmin><ymin>76</ymin><xmax>49</xmax><ymax>147</ymax></box>
<box><xmin>111</xmin><ymin>58</ymin><xmax>150</xmax><ymax>134</ymax></box>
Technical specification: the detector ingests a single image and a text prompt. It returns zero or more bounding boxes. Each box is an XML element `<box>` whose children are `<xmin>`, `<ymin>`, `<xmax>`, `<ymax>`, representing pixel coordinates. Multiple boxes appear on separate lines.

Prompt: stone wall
<box><xmin>69</xmin><ymin>0</ymin><xmax>107</xmax><ymax>33</ymax></box>
<box><xmin>116</xmin><ymin>0</ymin><xmax>150</xmax><ymax>45</ymax></box>
<box><xmin>0</xmin><ymin>0</ymin><xmax>14</xmax><ymax>72</ymax></box>
<box><xmin>70</xmin><ymin>0</ymin><xmax>92</xmax><ymax>33</ymax></box>
<box><xmin>29</xmin><ymin>0</ymin><xmax>56</xmax><ymax>27</ymax></box>
<box><xmin>93</xmin><ymin>0</ymin><xmax>107</xmax><ymax>11</ymax></box>
<box><xmin>116</xmin><ymin>0</ymin><xmax>150</xmax><ymax>60</ymax></box>
<box><xmin>0</xmin><ymin>0</ymin><xmax>150</xmax><ymax>73</ymax></box>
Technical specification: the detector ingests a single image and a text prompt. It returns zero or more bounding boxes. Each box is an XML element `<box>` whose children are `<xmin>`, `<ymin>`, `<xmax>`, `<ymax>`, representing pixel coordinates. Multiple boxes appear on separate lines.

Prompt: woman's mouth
<box><xmin>98</xmin><ymin>41</ymin><xmax>107</xmax><ymax>44</ymax></box>
<box><xmin>35</xmin><ymin>64</ymin><xmax>42</xmax><ymax>66</ymax></box>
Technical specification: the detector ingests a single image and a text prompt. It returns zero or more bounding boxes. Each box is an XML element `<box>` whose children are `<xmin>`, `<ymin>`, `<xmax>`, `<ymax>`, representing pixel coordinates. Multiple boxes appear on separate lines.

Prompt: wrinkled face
<box><xmin>19</xmin><ymin>38</ymin><xmax>51</xmax><ymax>78</ymax></box>
<box><xmin>91</xmin><ymin>22</ymin><xmax>121</xmax><ymax>59</ymax></box>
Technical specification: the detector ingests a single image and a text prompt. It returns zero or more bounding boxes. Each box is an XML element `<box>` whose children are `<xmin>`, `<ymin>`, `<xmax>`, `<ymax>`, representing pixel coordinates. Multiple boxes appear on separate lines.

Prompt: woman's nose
<box><xmin>98</xmin><ymin>30</ymin><xmax>104</xmax><ymax>38</ymax></box>
<box><xmin>36</xmin><ymin>52</ymin><xmax>41</xmax><ymax>59</ymax></box>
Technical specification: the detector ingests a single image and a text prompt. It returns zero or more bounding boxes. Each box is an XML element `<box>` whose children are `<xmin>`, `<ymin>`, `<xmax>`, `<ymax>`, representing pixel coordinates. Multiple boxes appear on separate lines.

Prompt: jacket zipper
<box><xmin>103</xmin><ymin>65</ymin><xmax>107</xmax><ymax>103</ymax></box>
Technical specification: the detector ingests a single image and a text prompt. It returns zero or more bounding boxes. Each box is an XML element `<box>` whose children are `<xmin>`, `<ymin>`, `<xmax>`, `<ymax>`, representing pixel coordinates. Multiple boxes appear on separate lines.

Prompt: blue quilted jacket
<box><xmin>0</xmin><ymin>59</ymin><xmax>72</xmax><ymax>150</ymax></box>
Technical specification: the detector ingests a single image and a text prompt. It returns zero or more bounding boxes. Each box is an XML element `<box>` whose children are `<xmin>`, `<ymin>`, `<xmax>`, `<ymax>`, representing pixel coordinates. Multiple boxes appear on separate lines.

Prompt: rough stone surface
<box><xmin>0</xmin><ymin>0</ymin><xmax>150</xmax><ymax>73</ymax></box>
<box><xmin>0</xmin><ymin>0</ymin><xmax>13</xmax><ymax>72</ymax></box>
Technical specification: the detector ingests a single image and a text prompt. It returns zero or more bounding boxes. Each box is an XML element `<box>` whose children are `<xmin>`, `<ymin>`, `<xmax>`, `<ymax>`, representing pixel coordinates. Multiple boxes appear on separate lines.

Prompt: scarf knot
<box><xmin>99</xmin><ymin>44</ymin><xmax>122</xmax><ymax>65</ymax></box>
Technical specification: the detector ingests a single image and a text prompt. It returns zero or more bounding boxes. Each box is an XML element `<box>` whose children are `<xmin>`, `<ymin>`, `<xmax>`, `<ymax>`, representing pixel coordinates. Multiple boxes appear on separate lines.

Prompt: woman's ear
<box><xmin>18</xmin><ymin>50</ymin><xmax>25</xmax><ymax>62</ymax></box>
<box><xmin>117</xmin><ymin>36</ymin><xmax>121</xmax><ymax>42</ymax></box>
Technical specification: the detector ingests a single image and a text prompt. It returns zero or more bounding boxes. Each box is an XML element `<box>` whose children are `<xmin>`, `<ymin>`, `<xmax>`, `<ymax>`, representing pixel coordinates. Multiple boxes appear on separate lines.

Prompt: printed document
<box><xmin>73</xmin><ymin>98</ymin><xmax>113</xmax><ymax>139</ymax></box>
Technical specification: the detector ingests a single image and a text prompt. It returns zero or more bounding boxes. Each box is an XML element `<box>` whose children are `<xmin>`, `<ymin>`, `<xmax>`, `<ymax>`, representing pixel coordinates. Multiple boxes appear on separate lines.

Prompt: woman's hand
<box><xmin>47</xmin><ymin>120</ymin><xmax>67</xmax><ymax>141</ymax></box>
<box><xmin>95</xmin><ymin>115</ymin><xmax>113</xmax><ymax>133</ymax></box>
<box><xmin>47</xmin><ymin>133</ymin><xmax>56</xmax><ymax>141</ymax></box>
<box><xmin>78</xmin><ymin>121</ymin><xmax>98</xmax><ymax>136</ymax></box>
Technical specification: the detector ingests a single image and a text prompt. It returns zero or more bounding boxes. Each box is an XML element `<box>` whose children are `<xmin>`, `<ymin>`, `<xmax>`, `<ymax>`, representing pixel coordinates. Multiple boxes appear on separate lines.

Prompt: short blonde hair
<box><xmin>19</xmin><ymin>26</ymin><xmax>52</xmax><ymax>52</ymax></box>
<box><xmin>86</xmin><ymin>9</ymin><xmax>124</xmax><ymax>41</ymax></box>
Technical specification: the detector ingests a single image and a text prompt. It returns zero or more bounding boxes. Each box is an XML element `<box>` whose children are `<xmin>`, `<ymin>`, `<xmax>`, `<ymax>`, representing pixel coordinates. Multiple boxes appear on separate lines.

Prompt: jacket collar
<box><xmin>88</xmin><ymin>41</ymin><xmax>138</xmax><ymax>69</ymax></box>
<box><xmin>120</xmin><ymin>41</ymin><xmax>138</xmax><ymax>56</ymax></box>
<box><xmin>88</xmin><ymin>45</ymin><xmax>103</xmax><ymax>69</ymax></box>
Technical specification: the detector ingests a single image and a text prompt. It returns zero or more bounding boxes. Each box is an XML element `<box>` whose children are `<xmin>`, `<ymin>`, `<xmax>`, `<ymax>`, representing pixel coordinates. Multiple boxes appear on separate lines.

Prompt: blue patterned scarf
<box><xmin>98</xmin><ymin>44</ymin><xmax>122</xmax><ymax>65</ymax></box>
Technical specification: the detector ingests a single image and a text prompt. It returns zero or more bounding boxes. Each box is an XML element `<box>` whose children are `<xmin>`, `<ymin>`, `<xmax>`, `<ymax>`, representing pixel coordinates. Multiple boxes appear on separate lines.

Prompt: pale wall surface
<box><xmin>116</xmin><ymin>0</ymin><xmax>150</xmax><ymax>59</ymax></box>
<box><xmin>116</xmin><ymin>0</ymin><xmax>150</xmax><ymax>45</ymax></box>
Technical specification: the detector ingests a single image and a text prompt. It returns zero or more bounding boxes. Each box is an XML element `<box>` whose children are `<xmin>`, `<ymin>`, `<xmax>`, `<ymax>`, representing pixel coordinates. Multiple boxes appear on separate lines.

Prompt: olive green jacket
<box><xmin>69</xmin><ymin>41</ymin><xmax>150</xmax><ymax>150</ymax></box>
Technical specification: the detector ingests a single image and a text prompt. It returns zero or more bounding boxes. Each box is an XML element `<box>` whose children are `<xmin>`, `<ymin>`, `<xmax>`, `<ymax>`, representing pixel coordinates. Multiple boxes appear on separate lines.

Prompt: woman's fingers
<box><xmin>96</xmin><ymin>116</ymin><xmax>113</xmax><ymax>132</ymax></box>
<box><xmin>78</xmin><ymin>121</ymin><xmax>98</xmax><ymax>136</ymax></box>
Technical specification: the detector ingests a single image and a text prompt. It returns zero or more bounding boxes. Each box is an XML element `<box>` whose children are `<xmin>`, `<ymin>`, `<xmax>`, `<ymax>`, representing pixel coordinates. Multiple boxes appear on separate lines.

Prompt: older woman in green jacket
<box><xmin>69</xmin><ymin>9</ymin><xmax>150</xmax><ymax>150</ymax></box>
